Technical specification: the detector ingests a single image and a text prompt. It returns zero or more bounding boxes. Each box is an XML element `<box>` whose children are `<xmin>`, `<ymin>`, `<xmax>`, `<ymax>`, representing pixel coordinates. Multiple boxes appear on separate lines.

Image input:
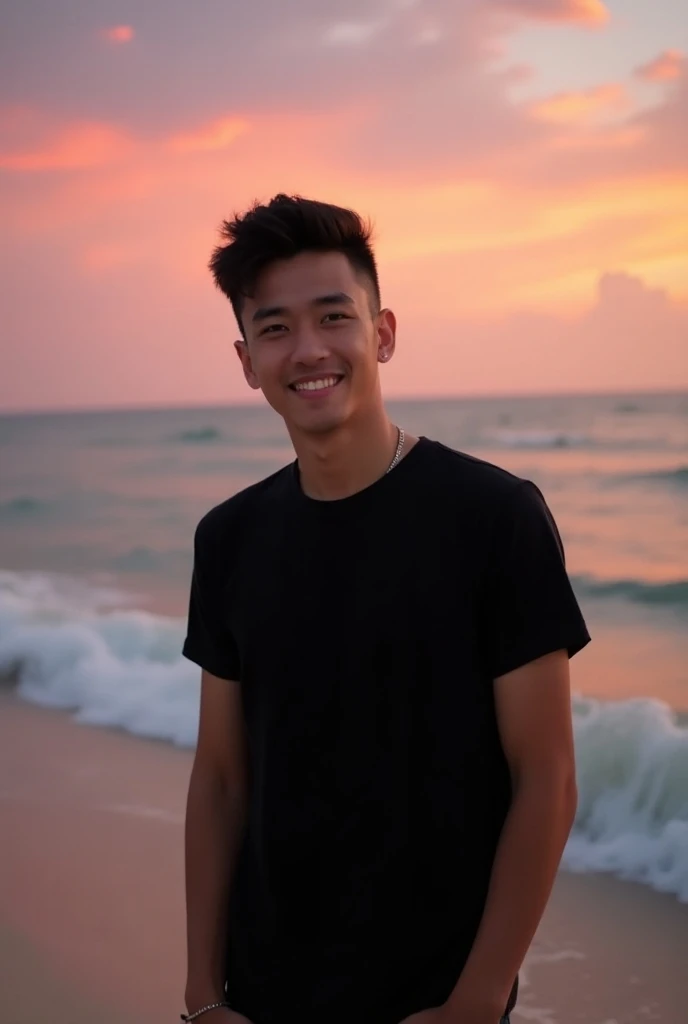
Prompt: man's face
<box><xmin>235</xmin><ymin>251</ymin><xmax>396</xmax><ymax>436</ymax></box>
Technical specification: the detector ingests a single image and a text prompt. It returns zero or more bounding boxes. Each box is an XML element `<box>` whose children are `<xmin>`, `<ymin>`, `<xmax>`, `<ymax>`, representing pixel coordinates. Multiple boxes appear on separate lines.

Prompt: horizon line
<box><xmin>1</xmin><ymin>385</ymin><xmax>686</xmax><ymax>419</ymax></box>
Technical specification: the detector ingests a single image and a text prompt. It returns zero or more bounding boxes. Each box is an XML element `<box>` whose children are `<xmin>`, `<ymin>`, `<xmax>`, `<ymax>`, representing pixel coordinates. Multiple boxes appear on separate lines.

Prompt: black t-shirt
<box><xmin>182</xmin><ymin>437</ymin><xmax>591</xmax><ymax>1024</ymax></box>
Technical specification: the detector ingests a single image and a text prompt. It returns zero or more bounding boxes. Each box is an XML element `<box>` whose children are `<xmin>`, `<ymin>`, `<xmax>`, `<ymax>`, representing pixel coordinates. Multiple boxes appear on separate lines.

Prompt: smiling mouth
<box><xmin>289</xmin><ymin>375</ymin><xmax>343</xmax><ymax>393</ymax></box>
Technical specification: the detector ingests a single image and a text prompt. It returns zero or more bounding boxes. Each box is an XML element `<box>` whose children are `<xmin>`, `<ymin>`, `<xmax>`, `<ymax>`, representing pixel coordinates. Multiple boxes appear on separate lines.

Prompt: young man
<box><xmin>182</xmin><ymin>194</ymin><xmax>591</xmax><ymax>1024</ymax></box>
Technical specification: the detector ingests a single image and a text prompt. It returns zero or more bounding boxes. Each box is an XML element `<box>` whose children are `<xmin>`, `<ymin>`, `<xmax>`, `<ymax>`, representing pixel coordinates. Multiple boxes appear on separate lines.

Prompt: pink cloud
<box><xmin>0</xmin><ymin>119</ymin><xmax>131</xmax><ymax>172</ymax></box>
<box><xmin>167</xmin><ymin>117</ymin><xmax>249</xmax><ymax>154</ymax></box>
<box><xmin>103</xmin><ymin>25</ymin><xmax>135</xmax><ymax>44</ymax></box>
<box><xmin>635</xmin><ymin>49</ymin><xmax>686</xmax><ymax>83</ymax></box>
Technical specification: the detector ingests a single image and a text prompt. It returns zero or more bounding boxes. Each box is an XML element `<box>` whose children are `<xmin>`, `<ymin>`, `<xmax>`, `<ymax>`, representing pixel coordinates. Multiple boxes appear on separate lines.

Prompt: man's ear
<box><xmin>234</xmin><ymin>339</ymin><xmax>261</xmax><ymax>390</ymax></box>
<box><xmin>376</xmin><ymin>308</ymin><xmax>397</xmax><ymax>364</ymax></box>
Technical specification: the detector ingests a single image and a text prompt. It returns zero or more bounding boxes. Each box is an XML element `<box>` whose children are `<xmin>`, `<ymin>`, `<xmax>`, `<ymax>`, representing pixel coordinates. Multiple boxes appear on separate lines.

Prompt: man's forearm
<box><xmin>447</xmin><ymin>769</ymin><xmax>577</xmax><ymax>1014</ymax></box>
<box><xmin>184</xmin><ymin>762</ymin><xmax>247</xmax><ymax>1008</ymax></box>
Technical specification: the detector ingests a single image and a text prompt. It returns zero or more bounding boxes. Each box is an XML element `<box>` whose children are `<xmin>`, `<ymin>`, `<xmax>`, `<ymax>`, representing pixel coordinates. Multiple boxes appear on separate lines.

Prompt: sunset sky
<box><xmin>1</xmin><ymin>0</ymin><xmax>686</xmax><ymax>412</ymax></box>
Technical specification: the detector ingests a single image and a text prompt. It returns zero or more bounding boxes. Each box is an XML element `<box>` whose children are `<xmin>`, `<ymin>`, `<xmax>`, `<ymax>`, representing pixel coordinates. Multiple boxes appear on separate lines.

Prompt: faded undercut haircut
<box><xmin>208</xmin><ymin>194</ymin><xmax>381</xmax><ymax>335</ymax></box>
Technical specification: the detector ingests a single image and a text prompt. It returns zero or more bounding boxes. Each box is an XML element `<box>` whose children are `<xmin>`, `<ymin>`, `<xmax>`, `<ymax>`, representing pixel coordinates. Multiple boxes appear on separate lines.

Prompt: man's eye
<box><xmin>323</xmin><ymin>313</ymin><xmax>348</xmax><ymax>323</ymax></box>
<box><xmin>260</xmin><ymin>324</ymin><xmax>286</xmax><ymax>335</ymax></box>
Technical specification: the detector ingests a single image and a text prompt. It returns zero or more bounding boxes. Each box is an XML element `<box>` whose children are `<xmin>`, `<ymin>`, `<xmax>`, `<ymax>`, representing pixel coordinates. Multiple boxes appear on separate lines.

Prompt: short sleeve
<box><xmin>482</xmin><ymin>479</ymin><xmax>591</xmax><ymax>680</ymax></box>
<box><xmin>182</xmin><ymin>523</ymin><xmax>241</xmax><ymax>682</ymax></box>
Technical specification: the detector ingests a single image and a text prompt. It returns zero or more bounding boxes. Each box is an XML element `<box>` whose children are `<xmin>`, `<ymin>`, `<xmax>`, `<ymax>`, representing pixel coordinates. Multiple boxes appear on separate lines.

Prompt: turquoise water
<box><xmin>1</xmin><ymin>391</ymin><xmax>687</xmax><ymax>899</ymax></box>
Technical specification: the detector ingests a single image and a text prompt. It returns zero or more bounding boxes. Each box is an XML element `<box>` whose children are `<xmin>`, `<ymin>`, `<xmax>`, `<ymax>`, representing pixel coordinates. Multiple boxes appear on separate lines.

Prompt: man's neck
<box><xmin>291</xmin><ymin>410</ymin><xmax>404</xmax><ymax>501</ymax></box>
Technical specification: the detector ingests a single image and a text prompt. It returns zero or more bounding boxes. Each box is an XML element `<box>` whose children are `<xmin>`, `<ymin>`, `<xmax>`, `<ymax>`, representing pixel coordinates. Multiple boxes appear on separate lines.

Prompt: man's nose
<box><xmin>291</xmin><ymin>324</ymin><xmax>330</xmax><ymax>364</ymax></box>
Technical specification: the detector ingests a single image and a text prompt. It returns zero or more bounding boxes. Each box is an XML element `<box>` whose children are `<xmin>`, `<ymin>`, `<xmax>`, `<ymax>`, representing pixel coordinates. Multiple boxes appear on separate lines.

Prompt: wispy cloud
<box><xmin>491</xmin><ymin>0</ymin><xmax>609</xmax><ymax>26</ymax></box>
<box><xmin>530</xmin><ymin>83</ymin><xmax>628</xmax><ymax>125</ymax></box>
<box><xmin>167</xmin><ymin>117</ymin><xmax>249</xmax><ymax>154</ymax></box>
<box><xmin>0</xmin><ymin>108</ymin><xmax>250</xmax><ymax>178</ymax></box>
<box><xmin>0</xmin><ymin>118</ymin><xmax>131</xmax><ymax>172</ymax></box>
<box><xmin>635</xmin><ymin>49</ymin><xmax>685</xmax><ymax>83</ymax></box>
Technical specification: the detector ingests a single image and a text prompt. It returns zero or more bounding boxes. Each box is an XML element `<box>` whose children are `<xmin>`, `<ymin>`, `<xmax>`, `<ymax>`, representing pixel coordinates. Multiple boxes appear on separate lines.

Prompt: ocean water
<box><xmin>1</xmin><ymin>391</ymin><xmax>687</xmax><ymax>901</ymax></box>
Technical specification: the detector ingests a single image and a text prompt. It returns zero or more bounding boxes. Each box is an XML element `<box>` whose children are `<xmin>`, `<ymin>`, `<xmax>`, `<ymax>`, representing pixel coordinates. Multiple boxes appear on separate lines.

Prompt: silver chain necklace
<box><xmin>386</xmin><ymin>427</ymin><xmax>405</xmax><ymax>474</ymax></box>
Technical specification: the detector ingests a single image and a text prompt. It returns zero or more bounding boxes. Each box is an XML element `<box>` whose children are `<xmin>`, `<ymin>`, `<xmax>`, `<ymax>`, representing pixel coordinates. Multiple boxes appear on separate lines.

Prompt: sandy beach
<box><xmin>2</xmin><ymin>693</ymin><xmax>686</xmax><ymax>1024</ymax></box>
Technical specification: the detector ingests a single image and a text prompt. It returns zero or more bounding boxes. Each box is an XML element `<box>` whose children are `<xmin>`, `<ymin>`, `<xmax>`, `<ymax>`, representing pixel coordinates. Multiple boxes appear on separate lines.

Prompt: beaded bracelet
<box><xmin>180</xmin><ymin>1000</ymin><xmax>231</xmax><ymax>1021</ymax></box>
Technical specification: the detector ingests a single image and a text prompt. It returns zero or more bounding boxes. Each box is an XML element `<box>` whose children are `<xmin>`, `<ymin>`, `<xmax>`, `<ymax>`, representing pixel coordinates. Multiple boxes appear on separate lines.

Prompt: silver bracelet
<box><xmin>180</xmin><ymin>1000</ymin><xmax>231</xmax><ymax>1021</ymax></box>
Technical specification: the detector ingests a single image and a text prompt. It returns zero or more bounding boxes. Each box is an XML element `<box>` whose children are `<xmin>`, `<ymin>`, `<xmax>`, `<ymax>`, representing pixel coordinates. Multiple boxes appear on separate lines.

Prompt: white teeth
<box><xmin>294</xmin><ymin>376</ymin><xmax>339</xmax><ymax>391</ymax></box>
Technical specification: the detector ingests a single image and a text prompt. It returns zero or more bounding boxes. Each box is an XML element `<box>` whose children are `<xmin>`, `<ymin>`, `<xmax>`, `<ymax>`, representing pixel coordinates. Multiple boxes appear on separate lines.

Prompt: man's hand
<box><xmin>399</xmin><ymin>995</ymin><xmax>504</xmax><ymax>1024</ymax></box>
<box><xmin>398</xmin><ymin>1009</ymin><xmax>454</xmax><ymax>1024</ymax></box>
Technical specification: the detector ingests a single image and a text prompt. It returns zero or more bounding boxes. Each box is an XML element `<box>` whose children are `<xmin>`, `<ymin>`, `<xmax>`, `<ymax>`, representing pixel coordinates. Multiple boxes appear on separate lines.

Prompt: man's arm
<box><xmin>184</xmin><ymin>669</ymin><xmax>249</xmax><ymax>1015</ymax></box>
<box><xmin>446</xmin><ymin>649</ymin><xmax>578</xmax><ymax>1020</ymax></box>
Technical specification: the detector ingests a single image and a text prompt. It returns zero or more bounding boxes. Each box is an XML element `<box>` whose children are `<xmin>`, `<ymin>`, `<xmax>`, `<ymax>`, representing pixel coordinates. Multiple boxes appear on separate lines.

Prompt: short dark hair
<box><xmin>209</xmin><ymin>194</ymin><xmax>381</xmax><ymax>333</ymax></box>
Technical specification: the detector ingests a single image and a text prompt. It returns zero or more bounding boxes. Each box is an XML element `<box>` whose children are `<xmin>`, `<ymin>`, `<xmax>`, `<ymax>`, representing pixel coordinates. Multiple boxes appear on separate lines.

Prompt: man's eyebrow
<box><xmin>312</xmin><ymin>291</ymin><xmax>355</xmax><ymax>308</ymax></box>
<box><xmin>251</xmin><ymin>292</ymin><xmax>355</xmax><ymax>324</ymax></box>
<box><xmin>252</xmin><ymin>304</ymin><xmax>287</xmax><ymax>324</ymax></box>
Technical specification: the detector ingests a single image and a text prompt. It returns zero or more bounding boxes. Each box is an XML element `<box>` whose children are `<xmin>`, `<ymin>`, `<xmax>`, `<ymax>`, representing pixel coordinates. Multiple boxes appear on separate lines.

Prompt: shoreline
<box><xmin>2</xmin><ymin>695</ymin><xmax>686</xmax><ymax>1023</ymax></box>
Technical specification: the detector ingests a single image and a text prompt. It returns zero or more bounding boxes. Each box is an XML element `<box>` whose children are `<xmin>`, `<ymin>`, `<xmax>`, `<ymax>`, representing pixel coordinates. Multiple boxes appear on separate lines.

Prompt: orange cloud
<box><xmin>103</xmin><ymin>25</ymin><xmax>135</xmax><ymax>44</ymax></box>
<box><xmin>0</xmin><ymin>109</ymin><xmax>250</xmax><ymax>176</ymax></box>
<box><xmin>635</xmin><ymin>49</ymin><xmax>686</xmax><ymax>83</ymax></box>
<box><xmin>361</xmin><ymin>169</ymin><xmax>688</xmax><ymax>320</ymax></box>
<box><xmin>168</xmin><ymin>117</ymin><xmax>249</xmax><ymax>154</ymax></box>
<box><xmin>0</xmin><ymin>121</ymin><xmax>131</xmax><ymax>172</ymax></box>
<box><xmin>494</xmin><ymin>0</ymin><xmax>609</xmax><ymax>25</ymax></box>
<box><xmin>530</xmin><ymin>83</ymin><xmax>628</xmax><ymax>125</ymax></box>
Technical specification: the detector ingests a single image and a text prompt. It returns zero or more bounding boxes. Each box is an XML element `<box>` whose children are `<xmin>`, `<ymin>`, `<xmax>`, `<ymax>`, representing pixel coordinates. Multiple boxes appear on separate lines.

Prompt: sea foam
<box><xmin>566</xmin><ymin>694</ymin><xmax>688</xmax><ymax>901</ymax></box>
